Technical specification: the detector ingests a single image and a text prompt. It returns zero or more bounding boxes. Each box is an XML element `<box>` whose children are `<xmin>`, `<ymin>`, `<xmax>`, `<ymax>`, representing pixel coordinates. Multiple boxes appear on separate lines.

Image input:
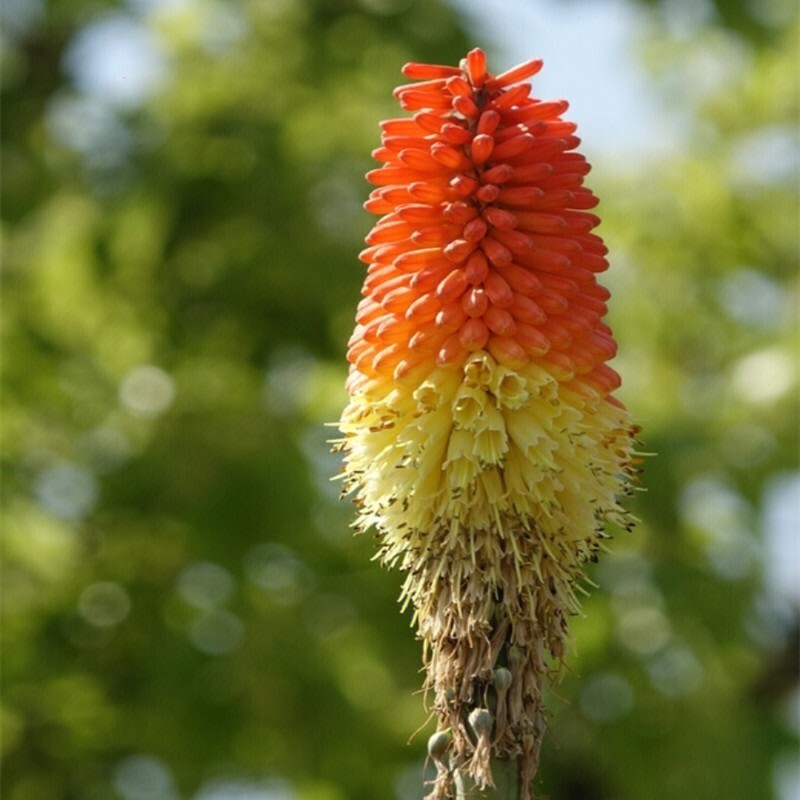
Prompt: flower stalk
<box><xmin>454</xmin><ymin>758</ymin><xmax>521</xmax><ymax>800</ymax></box>
<box><xmin>335</xmin><ymin>48</ymin><xmax>640</xmax><ymax>799</ymax></box>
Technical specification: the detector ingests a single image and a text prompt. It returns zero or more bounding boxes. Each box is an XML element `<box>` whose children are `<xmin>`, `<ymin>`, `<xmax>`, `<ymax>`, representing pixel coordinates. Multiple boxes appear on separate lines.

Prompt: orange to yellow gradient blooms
<box><xmin>335</xmin><ymin>48</ymin><xmax>640</xmax><ymax>799</ymax></box>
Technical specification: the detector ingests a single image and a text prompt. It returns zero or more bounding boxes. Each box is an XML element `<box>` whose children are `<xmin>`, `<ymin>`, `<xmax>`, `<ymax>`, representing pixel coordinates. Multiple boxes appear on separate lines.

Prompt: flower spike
<box><xmin>335</xmin><ymin>48</ymin><xmax>640</xmax><ymax>800</ymax></box>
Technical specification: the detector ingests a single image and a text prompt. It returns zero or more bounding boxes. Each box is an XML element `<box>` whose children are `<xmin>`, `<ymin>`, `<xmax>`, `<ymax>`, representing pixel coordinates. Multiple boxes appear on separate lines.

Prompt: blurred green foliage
<box><xmin>1</xmin><ymin>2</ymin><xmax>797</xmax><ymax>800</ymax></box>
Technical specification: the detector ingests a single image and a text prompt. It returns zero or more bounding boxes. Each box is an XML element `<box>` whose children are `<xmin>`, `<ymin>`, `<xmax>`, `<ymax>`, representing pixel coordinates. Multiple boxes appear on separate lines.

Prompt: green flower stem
<box><xmin>454</xmin><ymin>759</ymin><xmax>522</xmax><ymax>800</ymax></box>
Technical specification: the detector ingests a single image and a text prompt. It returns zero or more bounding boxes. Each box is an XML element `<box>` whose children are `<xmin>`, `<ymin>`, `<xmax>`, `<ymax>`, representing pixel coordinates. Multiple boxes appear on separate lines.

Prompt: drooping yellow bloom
<box><xmin>335</xmin><ymin>48</ymin><xmax>639</xmax><ymax>798</ymax></box>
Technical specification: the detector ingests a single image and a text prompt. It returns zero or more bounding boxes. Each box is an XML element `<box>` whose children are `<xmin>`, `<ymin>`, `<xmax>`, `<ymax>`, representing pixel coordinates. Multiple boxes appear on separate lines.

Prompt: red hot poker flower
<box><xmin>336</xmin><ymin>48</ymin><xmax>640</xmax><ymax>799</ymax></box>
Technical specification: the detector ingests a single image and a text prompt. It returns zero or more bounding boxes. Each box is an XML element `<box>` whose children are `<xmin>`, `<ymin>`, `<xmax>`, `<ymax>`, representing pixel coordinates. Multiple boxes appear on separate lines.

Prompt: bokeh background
<box><xmin>2</xmin><ymin>1</ymin><xmax>798</xmax><ymax>799</ymax></box>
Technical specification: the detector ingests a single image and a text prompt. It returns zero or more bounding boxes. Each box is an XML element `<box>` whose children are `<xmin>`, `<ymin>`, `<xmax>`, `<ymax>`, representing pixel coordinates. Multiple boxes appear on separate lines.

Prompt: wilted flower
<box><xmin>335</xmin><ymin>48</ymin><xmax>640</xmax><ymax>798</ymax></box>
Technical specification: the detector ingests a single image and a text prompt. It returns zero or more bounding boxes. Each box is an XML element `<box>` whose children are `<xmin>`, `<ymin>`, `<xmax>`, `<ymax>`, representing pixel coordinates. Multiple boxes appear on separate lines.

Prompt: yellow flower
<box><xmin>335</xmin><ymin>48</ymin><xmax>640</xmax><ymax>799</ymax></box>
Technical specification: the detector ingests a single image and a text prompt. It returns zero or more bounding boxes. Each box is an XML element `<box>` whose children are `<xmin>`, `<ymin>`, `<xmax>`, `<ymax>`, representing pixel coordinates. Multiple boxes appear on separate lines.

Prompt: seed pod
<box><xmin>493</xmin><ymin>667</ymin><xmax>513</xmax><ymax>692</ymax></box>
<box><xmin>428</xmin><ymin>729</ymin><xmax>452</xmax><ymax>763</ymax></box>
<box><xmin>468</xmin><ymin>708</ymin><xmax>494</xmax><ymax>739</ymax></box>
